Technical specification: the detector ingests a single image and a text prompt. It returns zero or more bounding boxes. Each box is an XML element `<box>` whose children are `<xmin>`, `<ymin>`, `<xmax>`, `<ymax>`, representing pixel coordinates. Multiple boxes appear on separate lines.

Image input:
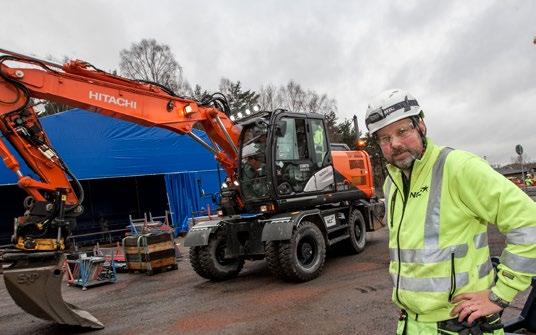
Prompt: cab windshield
<box><xmin>239</xmin><ymin>123</ymin><xmax>270</xmax><ymax>201</ymax></box>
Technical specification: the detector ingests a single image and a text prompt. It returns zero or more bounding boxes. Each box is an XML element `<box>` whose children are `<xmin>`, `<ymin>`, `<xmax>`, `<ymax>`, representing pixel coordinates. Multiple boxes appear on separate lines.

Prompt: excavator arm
<box><xmin>0</xmin><ymin>49</ymin><xmax>241</xmax><ymax>328</ymax></box>
<box><xmin>0</xmin><ymin>48</ymin><xmax>241</xmax><ymax>251</ymax></box>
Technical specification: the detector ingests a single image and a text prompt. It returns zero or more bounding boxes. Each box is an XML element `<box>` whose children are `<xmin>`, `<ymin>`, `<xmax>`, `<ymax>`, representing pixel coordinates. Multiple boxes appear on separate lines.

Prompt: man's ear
<box><xmin>418</xmin><ymin>120</ymin><xmax>427</xmax><ymax>136</ymax></box>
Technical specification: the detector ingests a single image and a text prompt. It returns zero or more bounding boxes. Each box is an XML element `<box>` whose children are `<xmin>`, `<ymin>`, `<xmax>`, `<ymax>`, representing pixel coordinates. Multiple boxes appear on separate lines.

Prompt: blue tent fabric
<box><xmin>0</xmin><ymin>108</ymin><xmax>220</xmax><ymax>184</ymax></box>
<box><xmin>165</xmin><ymin>170</ymin><xmax>222</xmax><ymax>234</ymax></box>
<box><xmin>0</xmin><ymin>109</ymin><xmax>224</xmax><ymax>232</ymax></box>
<box><xmin>165</xmin><ymin>174</ymin><xmax>200</xmax><ymax>234</ymax></box>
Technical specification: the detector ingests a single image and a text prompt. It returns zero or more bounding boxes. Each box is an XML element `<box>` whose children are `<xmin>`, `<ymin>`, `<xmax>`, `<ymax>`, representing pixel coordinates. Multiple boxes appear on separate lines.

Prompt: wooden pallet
<box><xmin>127</xmin><ymin>260</ymin><xmax>178</xmax><ymax>276</ymax></box>
<box><xmin>122</xmin><ymin>232</ymin><xmax>177</xmax><ymax>275</ymax></box>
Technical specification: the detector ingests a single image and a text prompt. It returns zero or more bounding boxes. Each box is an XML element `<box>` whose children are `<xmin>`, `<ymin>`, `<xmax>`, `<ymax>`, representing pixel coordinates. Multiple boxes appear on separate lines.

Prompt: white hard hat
<box><xmin>365</xmin><ymin>89</ymin><xmax>422</xmax><ymax>134</ymax></box>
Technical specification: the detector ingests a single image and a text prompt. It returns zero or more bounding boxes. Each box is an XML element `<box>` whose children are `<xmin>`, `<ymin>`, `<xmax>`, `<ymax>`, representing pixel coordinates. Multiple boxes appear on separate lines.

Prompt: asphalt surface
<box><xmin>0</xmin><ymin>226</ymin><xmax>532</xmax><ymax>335</ymax></box>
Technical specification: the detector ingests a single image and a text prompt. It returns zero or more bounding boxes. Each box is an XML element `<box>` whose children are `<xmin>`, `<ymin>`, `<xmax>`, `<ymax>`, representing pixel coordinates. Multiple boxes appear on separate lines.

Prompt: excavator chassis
<box><xmin>0</xmin><ymin>250</ymin><xmax>104</xmax><ymax>329</ymax></box>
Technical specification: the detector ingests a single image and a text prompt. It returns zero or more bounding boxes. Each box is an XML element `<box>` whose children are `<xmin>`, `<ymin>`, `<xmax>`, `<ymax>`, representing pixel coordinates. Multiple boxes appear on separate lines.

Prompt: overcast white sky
<box><xmin>2</xmin><ymin>0</ymin><xmax>535</xmax><ymax>165</ymax></box>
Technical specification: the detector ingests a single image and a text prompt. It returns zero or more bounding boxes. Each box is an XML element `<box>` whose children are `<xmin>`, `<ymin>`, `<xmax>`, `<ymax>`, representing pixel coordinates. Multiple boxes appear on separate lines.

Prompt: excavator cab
<box><xmin>237</xmin><ymin>111</ymin><xmax>335</xmax><ymax>214</ymax></box>
<box><xmin>238</xmin><ymin>119</ymin><xmax>270</xmax><ymax>201</ymax></box>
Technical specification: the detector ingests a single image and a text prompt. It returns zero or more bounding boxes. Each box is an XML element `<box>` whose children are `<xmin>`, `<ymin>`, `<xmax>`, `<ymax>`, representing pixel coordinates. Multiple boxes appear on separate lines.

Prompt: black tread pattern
<box><xmin>265</xmin><ymin>241</ymin><xmax>287</xmax><ymax>279</ymax></box>
<box><xmin>189</xmin><ymin>229</ymin><xmax>244</xmax><ymax>281</ymax></box>
<box><xmin>189</xmin><ymin>246</ymin><xmax>211</xmax><ymax>279</ymax></box>
<box><xmin>277</xmin><ymin>221</ymin><xmax>326</xmax><ymax>282</ymax></box>
<box><xmin>341</xmin><ymin>209</ymin><xmax>366</xmax><ymax>254</ymax></box>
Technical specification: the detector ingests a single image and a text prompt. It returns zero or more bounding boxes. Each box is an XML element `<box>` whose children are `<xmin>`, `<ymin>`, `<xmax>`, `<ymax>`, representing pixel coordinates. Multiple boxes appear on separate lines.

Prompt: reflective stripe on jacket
<box><xmin>384</xmin><ymin>138</ymin><xmax>536</xmax><ymax>322</ymax></box>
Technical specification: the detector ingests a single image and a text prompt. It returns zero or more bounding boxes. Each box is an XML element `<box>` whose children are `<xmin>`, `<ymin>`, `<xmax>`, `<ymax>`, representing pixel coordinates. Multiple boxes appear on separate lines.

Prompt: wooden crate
<box><xmin>122</xmin><ymin>232</ymin><xmax>177</xmax><ymax>275</ymax></box>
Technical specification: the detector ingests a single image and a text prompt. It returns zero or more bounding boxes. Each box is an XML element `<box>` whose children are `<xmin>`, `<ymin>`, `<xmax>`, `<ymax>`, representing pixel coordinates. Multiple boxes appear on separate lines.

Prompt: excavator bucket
<box><xmin>1</xmin><ymin>251</ymin><xmax>104</xmax><ymax>329</ymax></box>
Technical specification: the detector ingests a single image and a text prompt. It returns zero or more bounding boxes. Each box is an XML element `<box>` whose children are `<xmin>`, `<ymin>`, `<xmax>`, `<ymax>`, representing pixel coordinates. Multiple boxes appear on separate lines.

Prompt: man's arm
<box><xmin>452</xmin><ymin>154</ymin><xmax>536</xmax><ymax>303</ymax></box>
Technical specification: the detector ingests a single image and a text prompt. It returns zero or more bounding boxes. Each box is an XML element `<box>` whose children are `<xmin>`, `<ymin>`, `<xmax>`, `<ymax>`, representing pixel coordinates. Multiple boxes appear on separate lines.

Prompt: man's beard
<box><xmin>388</xmin><ymin>147</ymin><xmax>422</xmax><ymax>170</ymax></box>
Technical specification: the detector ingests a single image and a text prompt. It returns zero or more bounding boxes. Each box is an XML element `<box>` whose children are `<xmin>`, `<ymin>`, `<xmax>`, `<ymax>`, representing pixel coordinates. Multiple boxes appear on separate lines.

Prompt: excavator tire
<box><xmin>189</xmin><ymin>245</ymin><xmax>211</xmax><ymax>279</ymax></box>
<box><xmin>340</xmin><ymin>209</ymin><xmax>366</xmax><ymax>254</ymax></box>
<box><xmin>190</xmin><ymin>228</ymin><xmax>244</xmax><ymax>281</ymax></box>
<box><xmin>277</xmin><ymin>221</ymin><xmax>326</xmax><ymax>282</ymax></box>
<box><xmin>265</xmin><ymin>241</ymin><xmax>286</xmax><ymax>279</ymax></box>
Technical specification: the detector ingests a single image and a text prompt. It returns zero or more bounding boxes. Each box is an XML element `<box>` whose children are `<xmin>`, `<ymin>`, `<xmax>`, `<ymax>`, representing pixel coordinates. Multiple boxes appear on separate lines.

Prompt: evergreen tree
<box><xmin>364</xmin><ymin>132</ymin><xmax>386</xmax><ymax>195</ymax></box>
<box><xmin>219</xmin><ymin>78</ymin><xmax>259</xmax><ymax>115</ymax></box>
<box><xmin>335</xmin><ymin>118</ymin><xmax>356</xmax><ymax>148</ymax></box>
<box><xmin>192</xmin><ymin>84</ymin><xmax>211</xmax><ymax>101</ymax></box>
<box><xmin>321</xmin><ymin>110</ymin><xmax>340</xmax><ymax>143</ymax></box>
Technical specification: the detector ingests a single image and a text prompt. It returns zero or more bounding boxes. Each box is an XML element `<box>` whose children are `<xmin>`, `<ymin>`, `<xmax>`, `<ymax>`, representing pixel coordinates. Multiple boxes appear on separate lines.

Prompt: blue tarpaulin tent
<box><xmin>0</xmin><ymin>109</ymin><xmax>223</xmax><ymax>234</ymax></box>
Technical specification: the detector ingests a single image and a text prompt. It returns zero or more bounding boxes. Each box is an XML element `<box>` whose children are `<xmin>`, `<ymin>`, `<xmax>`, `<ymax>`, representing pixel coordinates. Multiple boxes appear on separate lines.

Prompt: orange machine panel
<box><xmin>331</xmin><ymin>150</ymin><xmax>375</xmax><ymax>199</ymax></box>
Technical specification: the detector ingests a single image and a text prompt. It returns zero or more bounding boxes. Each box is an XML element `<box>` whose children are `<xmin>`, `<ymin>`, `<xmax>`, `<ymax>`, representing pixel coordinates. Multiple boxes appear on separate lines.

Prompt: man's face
<box><xmin>375</xmin><ymin>118</ymin><xmax>425</xmax><ymax>171</ymax></box>
<box><xmin>248</xmin><ymin>157</ymin><xmax>260</xmax><ymax>169</ymax></box>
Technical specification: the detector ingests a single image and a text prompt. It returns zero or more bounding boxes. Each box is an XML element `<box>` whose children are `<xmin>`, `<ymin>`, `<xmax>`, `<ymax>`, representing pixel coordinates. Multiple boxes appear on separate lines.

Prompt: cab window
<box><xmin>274</xmin><ymin>118</ymin><xmax>311</xmax><ymax>195</ymax></box>
<box><xmin>311</xmin><ymin>119</ymin><xmax>328</xmax><ymax>167</ymax></box>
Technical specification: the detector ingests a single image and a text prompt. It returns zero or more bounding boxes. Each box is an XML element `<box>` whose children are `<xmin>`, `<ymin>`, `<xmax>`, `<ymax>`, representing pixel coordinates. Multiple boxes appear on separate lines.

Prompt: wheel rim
<box><xmin>297</xmin><ymin>235</ymin><xmax>317</xmax><ymax>267</ymax></box>
<box><xmin>215</xmin><ymin>241</ymin><xmax>234</xmax><ymax>266</ymax></box>
<box><xmin>354</xmin><ymin>221</ymin><xmax>363</xmax><ymax>242</ymax></box>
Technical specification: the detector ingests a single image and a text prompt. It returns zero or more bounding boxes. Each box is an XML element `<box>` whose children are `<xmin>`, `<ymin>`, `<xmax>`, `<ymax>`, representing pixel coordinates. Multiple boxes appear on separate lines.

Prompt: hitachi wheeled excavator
<box><xmin>0</xmin><ymin>48</ymin><xmax>385</xmax><ymax>328</ymax></box>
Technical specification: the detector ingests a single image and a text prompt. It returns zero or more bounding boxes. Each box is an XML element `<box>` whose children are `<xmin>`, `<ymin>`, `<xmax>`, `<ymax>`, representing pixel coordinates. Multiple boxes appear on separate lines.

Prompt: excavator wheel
<box><xmin>340</xmin><ymin>209</ymin><xmax>367</xmax><ymax>254</ymax></box>
<box><xmin>189</xmin><ymin>245</ymin><xmax>211</xmax><ymax>279</ymax></box>
<box><xmin>189</xmin><ymin>229</ymin><xmax>244</xmax><ymax>281</ymax></box>
<box><xmin>1</xmin><ymin>251</ymin><xmax>104</xmax><ymax>329</ymax></box>
<box><xmin>277</xmin><ymin>221</ymin><xmax>326</xmax><ymax>282</ymax></box>
<box><xmin>265</xmin><ymin>241</ymin><xmax>286</xmax><ymax>279</ymax></box>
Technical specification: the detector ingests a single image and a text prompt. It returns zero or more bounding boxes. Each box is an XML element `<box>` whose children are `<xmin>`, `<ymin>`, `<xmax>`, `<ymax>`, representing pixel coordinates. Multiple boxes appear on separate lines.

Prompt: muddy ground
<box><xmin>0</xmin><ymin>226</ymin><xmax>532</xmax><ymax>335</ymax></box>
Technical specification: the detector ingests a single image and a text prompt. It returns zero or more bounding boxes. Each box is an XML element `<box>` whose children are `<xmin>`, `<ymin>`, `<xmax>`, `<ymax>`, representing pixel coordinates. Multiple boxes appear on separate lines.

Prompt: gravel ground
<box><xmin>0</xmin><ymin>226</ymin><xmax>533</xmax><ymax>335</ymax></box>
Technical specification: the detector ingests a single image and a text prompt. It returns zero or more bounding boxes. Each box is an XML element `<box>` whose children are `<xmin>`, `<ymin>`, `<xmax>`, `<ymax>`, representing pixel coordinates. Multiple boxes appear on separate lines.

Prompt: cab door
<box><xmin>273</xmin><ymin>115</ymin><xmax>334</xmax><ymax>197</ymax></box>
<box><xmin>305</xmin><ymin>117</ymin><xmax>335</xmax><ymax>192</ymax></box>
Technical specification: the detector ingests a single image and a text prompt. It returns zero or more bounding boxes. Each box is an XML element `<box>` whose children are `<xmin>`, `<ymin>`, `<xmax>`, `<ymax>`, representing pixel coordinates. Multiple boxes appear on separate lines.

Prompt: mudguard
<box><xmin>183</xmin><ymin>219</ymin><xmax>222</xmax><ymax>247</ymax></box>
<box><xmin>261</xmin><ymin>209</ymin><xmax>321</xmax><ymax>242</ymax></box>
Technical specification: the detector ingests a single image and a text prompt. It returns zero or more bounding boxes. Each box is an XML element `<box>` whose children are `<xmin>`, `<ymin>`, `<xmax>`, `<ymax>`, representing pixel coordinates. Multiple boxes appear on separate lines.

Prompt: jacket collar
<box><xmin>386</xmin><ymin>138</ymin><xmax>439</xmax><ymax>184</ymax></box>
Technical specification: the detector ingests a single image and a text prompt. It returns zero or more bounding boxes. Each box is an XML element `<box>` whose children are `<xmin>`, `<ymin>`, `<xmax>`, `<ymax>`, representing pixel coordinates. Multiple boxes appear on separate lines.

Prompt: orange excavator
<box><xmin>0</xmin><ymin>49</ymin><xmax>382</xmax><ymax>328</ymax></box>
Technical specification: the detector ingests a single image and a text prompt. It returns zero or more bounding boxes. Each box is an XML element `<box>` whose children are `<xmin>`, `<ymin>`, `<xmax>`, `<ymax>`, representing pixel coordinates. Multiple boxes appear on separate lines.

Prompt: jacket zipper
<box><xmin>448</xmin><ymin>253</ymin><xmax>456</xmax><ymax>301</ymax></box>
<box><xmin>395</xmin><ymin>191</ymin><xmax>408</xmax><ymax>310</ymax></box>
<box><xmin>390</xmin><ymin>189</ymin><xmax>397</xmax><ymax>228</ymax></box>
<box><xmin>388</xmin><ymin>170</ymin><xmax>412</xmax><ymax>311</ymax></box>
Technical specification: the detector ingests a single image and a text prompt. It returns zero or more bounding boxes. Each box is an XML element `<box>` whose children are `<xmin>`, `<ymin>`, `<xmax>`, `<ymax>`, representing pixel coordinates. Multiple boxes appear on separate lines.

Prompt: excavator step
<box><xmin>327</xmin><ymin>234</ymin><xmax>350</xmax><ymax>246</ymax></box>
<box><xmin>1</xmin><ymin>250</ymin><xmax>104</xmax><ymax>329</ymax></box>
<box><xmin>327</xmin><ymin>224</ymin><xmax>349</xmax><ymax>234</ymax></box>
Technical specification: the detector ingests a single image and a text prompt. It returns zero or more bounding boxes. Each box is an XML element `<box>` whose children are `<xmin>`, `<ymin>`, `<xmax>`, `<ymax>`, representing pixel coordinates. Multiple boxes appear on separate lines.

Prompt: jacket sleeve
<box><xmin>451</xmin><ymin>153</ymin><xmax>536</xmax><ymax>302</ymax></box>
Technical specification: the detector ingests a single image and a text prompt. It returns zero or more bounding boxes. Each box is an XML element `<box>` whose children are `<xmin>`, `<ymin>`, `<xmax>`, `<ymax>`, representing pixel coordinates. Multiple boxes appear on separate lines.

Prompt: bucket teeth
<box><xmin>1</xmin><ymin>251</ymin><xmax>104</xmax><ymax>329</ymax></box>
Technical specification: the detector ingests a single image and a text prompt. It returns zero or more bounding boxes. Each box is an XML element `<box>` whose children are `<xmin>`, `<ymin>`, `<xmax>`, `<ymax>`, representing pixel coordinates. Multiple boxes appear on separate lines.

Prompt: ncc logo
<box><xmin>410</xmin><ymin>185</ymin><xmax>429</xmax><ymax>198</ymax></box>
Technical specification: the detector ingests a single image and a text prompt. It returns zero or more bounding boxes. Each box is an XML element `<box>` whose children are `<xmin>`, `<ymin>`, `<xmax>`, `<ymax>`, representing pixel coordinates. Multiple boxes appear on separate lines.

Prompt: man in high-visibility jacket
<box><xmin>365</xmin><ymin>89</ymin><xmax>536</xmax><ymax>334</ymax></box>
<box><xmin>525</xmin><ymin>174</ymin><xmax>534</xmax><ymax>187</ymax></box>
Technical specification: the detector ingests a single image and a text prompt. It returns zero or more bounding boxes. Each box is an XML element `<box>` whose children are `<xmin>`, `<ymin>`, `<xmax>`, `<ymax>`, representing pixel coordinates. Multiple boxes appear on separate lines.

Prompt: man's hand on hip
<box><xmin>450</xmin><ymin>290</ymin><xmax>503</xmax><ymax>325</ymax></box>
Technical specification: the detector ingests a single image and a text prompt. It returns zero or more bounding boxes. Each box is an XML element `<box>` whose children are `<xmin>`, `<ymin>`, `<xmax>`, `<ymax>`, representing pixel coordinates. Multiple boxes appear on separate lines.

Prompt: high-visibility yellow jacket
<box><xmin>384</xmin><ymin>139</ymin><xmax>536</xmax><ymax>322</ymax></box>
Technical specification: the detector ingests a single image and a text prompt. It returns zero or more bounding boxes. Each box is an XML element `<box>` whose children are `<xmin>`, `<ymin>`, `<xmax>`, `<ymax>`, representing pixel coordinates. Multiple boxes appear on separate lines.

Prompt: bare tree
<box><xmin>258</xmin><ymin>80</ymin><xmax>337</xmax><ymax>116</ymax></box>
<box><xmin>282</xmin><ymin>80</ymin><xmax>306</xmax><ymax>112</ymax></box>
<box><xmin>258</xmin><ymin>84</ymin><xmax>279</xmax><ymax>111</ymax></box>
<box><xmin>119</xmin><ymin>39</ymin><xmax>191</xmax><ymax>96</ymax></box>
<box><xmin>259</xmin><ymin>80</ymin><xmax>304</xmax><ymax>112</ymax></box>
<box><xmin>510</xmin><ymin>153</ymin><xmax>532</xmax><ymax>165</ymax></box>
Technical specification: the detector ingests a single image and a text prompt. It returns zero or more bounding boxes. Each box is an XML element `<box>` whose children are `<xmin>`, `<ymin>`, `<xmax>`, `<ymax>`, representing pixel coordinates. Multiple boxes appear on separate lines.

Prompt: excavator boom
<box><xmin>0</xmin><ymin>48</ymin><xmax>241</xmax><ymax>328</ymax></box>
